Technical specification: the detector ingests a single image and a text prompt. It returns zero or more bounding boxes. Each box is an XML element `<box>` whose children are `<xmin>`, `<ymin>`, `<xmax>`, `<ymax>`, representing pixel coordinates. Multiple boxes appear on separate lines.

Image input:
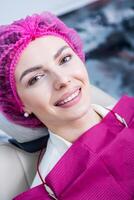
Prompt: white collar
<box><xmin>48</xmin><ymin>129</ymin><xmax>72</xmax><ymax>153</ymax></box>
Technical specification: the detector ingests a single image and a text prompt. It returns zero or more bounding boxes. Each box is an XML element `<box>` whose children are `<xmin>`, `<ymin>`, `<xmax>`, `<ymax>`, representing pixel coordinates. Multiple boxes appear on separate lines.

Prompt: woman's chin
<box><xmin>61</xmin><ymin>104</ymin><xmax>92</xmax><ymax>122</ymax></box>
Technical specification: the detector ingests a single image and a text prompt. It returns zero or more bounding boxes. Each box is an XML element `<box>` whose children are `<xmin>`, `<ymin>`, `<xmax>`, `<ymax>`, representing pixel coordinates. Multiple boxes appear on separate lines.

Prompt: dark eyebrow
<box><xmin>19</xmin><ymin>45</ymin><xmax>69</xmax><ymax>82</ymax></box>
<box><xmin>54</xmin><ymin>45</ymin><xmax>69</xmax><ymax>60</ymax></box>
<box><xmin>19</xmin><ymin>65</ymin><xmax>43</xmax><ymax>82</ymax></box>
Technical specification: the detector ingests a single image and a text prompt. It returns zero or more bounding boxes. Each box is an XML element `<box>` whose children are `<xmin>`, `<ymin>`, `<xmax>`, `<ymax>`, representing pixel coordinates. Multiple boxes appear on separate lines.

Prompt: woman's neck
<box><xmin>49</xmin><ymin>107</ymin><xmax>102</xmax><ymax>143</ymax></box>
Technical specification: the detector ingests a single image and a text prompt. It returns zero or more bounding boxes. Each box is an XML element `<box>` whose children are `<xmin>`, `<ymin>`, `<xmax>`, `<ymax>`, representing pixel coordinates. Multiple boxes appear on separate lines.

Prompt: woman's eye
<box><xmin>60</xmin><ymin>54</ymin><xmax>72</xmax><ymax>65</ymax></box>
<box><xmin>27</xmin><ymin>74</ymin><xmax>44</xmax><ymax>86</ymax></box>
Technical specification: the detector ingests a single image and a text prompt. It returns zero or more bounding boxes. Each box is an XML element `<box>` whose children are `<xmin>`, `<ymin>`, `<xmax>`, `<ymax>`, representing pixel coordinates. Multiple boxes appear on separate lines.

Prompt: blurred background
<box><xmin>61</xmin><ymin>0</ymin><xmax>134</xmax><ymax>99</ymax></box>
<box><xmin>0</xmin><ymin>0</ymin><xmax>134</xmax><ymax>100</ymax></box>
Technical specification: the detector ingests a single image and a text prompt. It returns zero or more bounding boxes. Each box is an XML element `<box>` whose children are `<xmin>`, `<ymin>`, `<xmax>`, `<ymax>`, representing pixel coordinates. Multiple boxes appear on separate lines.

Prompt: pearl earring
<box><xmin>24</xmin><ymin>112</ymin><xmax>29</xmax><ymax>118</ymax></box>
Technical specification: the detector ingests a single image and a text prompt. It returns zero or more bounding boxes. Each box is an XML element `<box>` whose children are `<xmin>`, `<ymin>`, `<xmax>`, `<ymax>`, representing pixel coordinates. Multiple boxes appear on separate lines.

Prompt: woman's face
<box><xmin>15</xmin><ymin>36</ymin><xmax>92</xmax><ymax>129</ymax></box>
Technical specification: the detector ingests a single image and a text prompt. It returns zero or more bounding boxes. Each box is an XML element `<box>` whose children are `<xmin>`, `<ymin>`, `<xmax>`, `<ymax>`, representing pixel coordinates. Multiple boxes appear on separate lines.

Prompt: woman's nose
<box><xmin>53</xmin><ymin>72</ymin><xmax>71</xmax><ymax>90</ymax></box>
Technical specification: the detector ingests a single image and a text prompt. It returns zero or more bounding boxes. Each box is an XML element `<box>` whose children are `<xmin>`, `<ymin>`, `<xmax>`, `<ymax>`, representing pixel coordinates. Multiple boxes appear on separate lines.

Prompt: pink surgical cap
<box><xmin>0</xmin><ymin>12</ymin><xmax>85</xmax><ymax>128</ymax></box>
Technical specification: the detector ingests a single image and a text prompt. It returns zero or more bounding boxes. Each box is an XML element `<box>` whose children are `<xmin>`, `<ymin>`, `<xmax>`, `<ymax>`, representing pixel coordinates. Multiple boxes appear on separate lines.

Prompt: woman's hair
<box><xmin>0</xmin><ymin>12</ymin><xmax>85</xmax><ymax>128</ymax></box>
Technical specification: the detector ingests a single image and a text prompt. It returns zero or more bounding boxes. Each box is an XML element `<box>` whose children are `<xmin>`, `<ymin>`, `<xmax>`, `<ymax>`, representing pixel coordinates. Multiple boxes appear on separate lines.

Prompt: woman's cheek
<box><xmin>72</xmin><ymin>64</ymin><xmax>89</xmax><ymax>83</ymax></box>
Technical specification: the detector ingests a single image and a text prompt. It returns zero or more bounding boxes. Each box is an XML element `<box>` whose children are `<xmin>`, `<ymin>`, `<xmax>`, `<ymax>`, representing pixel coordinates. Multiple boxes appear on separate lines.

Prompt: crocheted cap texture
<box><xmin>0</xmin><ymin>12</ymin><xmax>85</xmax><ymax>128</ymax></box>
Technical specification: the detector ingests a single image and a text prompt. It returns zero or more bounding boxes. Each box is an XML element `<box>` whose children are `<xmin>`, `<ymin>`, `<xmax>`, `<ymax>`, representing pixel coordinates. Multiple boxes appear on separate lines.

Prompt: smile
<box><xmin>55</xmin><ymin>88</ymin><xmax>81</xmax><ymax>108</ymax></box>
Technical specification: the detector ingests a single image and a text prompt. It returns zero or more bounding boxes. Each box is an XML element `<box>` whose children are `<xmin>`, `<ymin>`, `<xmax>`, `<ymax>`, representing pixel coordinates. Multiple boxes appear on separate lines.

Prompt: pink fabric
<box><xmin>13</xmin><ymin>95</ymin><xmax>134</xmax><ymax>200</ymax></box>
<box><xmin>13</xmin><ymin>185</ymin><xmax>50</xmax><ymax>200</ymax></box>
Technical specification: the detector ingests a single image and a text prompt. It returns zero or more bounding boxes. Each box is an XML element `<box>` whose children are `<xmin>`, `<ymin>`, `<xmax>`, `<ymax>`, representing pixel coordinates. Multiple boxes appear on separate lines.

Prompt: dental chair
<box><xmin>0</xmin><ymin>85</ymin><xmax>117</xmax><ymax>200</ymax></box>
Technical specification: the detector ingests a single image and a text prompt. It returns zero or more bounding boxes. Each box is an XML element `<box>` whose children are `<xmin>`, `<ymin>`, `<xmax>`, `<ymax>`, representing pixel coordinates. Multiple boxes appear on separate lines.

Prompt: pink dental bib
<box><xmin>13</xmin><ymin>95</ymin><xmax>134</xmax><ymax>200</ymax></box>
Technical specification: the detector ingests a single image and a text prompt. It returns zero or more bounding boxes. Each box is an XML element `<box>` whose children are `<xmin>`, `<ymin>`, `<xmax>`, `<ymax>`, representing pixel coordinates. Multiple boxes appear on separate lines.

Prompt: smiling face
<box><xmin>15</xmin><ymin>36</ymin><xmax>92</xmax><ymax>131</ymax></box>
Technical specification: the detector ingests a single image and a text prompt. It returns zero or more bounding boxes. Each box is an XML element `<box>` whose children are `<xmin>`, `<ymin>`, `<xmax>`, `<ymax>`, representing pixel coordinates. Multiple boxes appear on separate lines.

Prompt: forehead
<box><xmin>20</xmin><ymin>35</ymin><xmax>69</xmax><ymax>61</ymax></box>
<box><xmin>15</xmin><ymin>36</ymin><xmax>71</xmax><ymax>77</ymax></box>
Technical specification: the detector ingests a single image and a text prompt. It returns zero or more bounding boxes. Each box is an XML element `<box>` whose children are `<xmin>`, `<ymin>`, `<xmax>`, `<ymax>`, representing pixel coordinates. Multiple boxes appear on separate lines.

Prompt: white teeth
<box><xmin>59</xmin><ymin>89</ymin><xmax>80</xmax><ymax>105</ymax></box>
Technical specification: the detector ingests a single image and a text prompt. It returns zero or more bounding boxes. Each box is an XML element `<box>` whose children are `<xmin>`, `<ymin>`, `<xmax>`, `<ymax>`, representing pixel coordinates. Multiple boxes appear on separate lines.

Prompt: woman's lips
<box><xmin>54</xmin><ymin>86</ymin><xmax>81</xmax><ymax>106</ymax></box>
<box><xmin>55</xmin><ymin>88</ymin><xmax>82</xmax><ymax>108</ymax></box>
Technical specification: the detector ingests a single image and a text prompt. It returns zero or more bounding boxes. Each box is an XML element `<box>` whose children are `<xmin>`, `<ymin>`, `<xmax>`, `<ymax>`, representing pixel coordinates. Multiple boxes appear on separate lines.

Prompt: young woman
<box><xmin>0</xmin><ymin>12</ymin><xmax>133</xmax><ymax>200</ymax></box>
